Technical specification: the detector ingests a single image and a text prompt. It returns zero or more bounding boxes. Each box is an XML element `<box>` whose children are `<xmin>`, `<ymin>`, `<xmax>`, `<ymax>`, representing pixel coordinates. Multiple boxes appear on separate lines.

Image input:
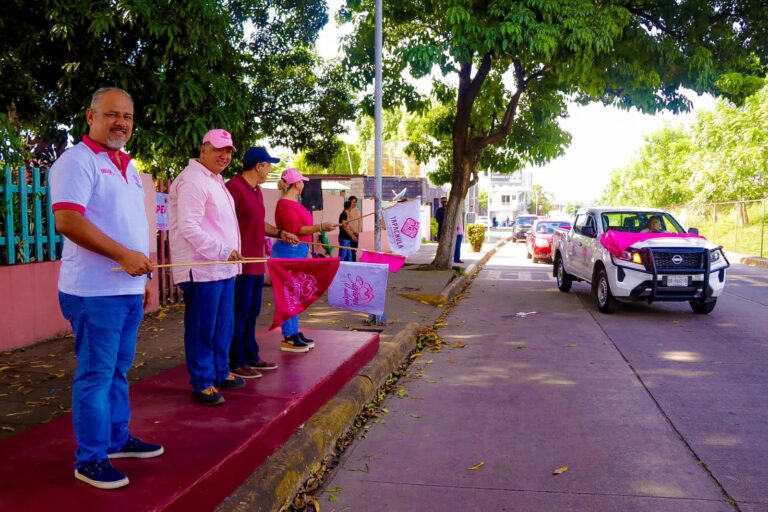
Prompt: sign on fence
<box><xmin>156</xmin><ymin>193</ymin><xmax>169</xmax><ymax>231</ymax></box>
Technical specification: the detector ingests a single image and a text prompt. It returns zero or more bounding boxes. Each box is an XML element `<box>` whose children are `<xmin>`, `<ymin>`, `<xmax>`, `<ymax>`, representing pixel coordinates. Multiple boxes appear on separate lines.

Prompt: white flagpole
<box><xmin>374</xmin><ymin>0</ymin><xmax>383</xmax><ymax>253</ymax></box>
<box><xmin>372</xmin><ymin>0</ymin><xmax>386</xmax><ymax>326</ymax></box>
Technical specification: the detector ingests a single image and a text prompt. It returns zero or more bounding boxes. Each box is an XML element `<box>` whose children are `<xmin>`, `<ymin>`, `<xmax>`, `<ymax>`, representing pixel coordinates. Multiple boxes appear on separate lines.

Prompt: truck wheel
<box><xmin>595</xmin><ymin>268</ymin><xmax>618</xmax><ymax>314</ymax></box>
<box><xmin>689</xmin><ymin>298</ymin><xmax>717</xmax><ymax>314</ymax></box>
<box><xmin>556</xmin><ymin>257</ymin><xmax>573</xmax><ymax>292</ymax></box>
<box><xmin>532</xmin><ymin>256</ymin><xmax>539</xmax><ymax>264</ymax></box>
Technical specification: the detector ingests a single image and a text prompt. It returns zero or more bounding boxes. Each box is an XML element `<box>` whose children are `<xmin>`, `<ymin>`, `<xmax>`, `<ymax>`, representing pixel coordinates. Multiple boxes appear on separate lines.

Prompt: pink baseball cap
<box><xmin>202</xmin><ymin>129</ymin><xmax>236</xmax><ymax>150</ymax></box>
<box><xmin>281</xmin><ymin>167</ymin><xmax>309</xmax><ymax>185</ymax></box>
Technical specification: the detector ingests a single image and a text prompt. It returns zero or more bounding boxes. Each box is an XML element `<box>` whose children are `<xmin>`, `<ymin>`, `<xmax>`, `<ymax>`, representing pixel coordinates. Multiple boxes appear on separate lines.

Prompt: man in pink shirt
<box><xmin>226</xmin><ymin>147</ymin><xmax>298</xmax><ymax>379</ymax></box>
<box><xmin>169</xmin><ymin>129</ymin><xmax>244</xmax><ymax>405</ymax></box>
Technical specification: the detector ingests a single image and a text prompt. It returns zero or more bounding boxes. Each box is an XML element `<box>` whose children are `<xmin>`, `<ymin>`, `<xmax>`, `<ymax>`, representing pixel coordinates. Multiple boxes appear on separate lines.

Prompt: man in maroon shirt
<box><xmin>226</xmin><ymin>147</ymin><xmax>299</xmax><ymax>378</ymax></box>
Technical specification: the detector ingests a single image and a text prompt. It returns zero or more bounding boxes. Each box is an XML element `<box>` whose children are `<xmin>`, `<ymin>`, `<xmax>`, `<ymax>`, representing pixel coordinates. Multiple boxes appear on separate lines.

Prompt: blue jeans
<box><xmin>231</xmin><ymin>274</ymin><xmax>264</xmax><ymax>368</ymax></box>
<box><xmin>179</xmin><ymin>278</ymin><xmax>235</xmax><ymax>391</ymax></box>
<box><xmin>350</xmin><ymin>239</ymin><xmax>358</xmax><ymax>262</ymax></box>
<box><xmin>58</xmin><ymin>292</ymin><xmax>144</xmax><ymax>468</ymax></box>
<box><xmin>454</xmin><ymin>234</ymin><xmax>463</xmax><ymax>262</ymax></box>
<box><xmin>272</xmin><ymin>241</ymin><xmax>309</xmax><ymax>337</ymax></box>
<box><xmin>339</xmin><ymin>238</ymin><xmax>354</xmax><ymax>262</ymax></box>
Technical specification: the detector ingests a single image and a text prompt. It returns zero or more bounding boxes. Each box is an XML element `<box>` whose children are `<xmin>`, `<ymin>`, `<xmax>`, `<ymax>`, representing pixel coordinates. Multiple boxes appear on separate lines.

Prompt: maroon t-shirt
<box><xmin>225</xmin><ymin>175</ymin><xmax>266</xmax><ymax>275</ymax></box>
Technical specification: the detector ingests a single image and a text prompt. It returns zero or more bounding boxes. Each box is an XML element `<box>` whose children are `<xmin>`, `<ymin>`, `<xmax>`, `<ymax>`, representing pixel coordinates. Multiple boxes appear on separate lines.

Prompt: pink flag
<box><xmin>600</xmin><ymin>230</ymin><xmax>706</xmax><ymax>257</ymax></box>
<box><xmin>328</xmin><ymin>262</ymin><xmax>389</xmax><ymax>316</ymax></box>
<box><xmin>268</xmin><ymin>257</ymin><xmax>340</xmax><ymax>330</ymax></box>
<box><xmin>359</xmin><ymin>250</ymin><xmax>406</xmax><ymax>273</ymax></box>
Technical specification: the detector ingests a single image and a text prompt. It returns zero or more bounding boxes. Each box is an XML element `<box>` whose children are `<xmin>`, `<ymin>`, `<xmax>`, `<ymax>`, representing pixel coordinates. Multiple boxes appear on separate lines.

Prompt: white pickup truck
<box><xmin>551</xmin><ymin>207</ymin><xmax>729</xmax><ymax>314</ymax></box>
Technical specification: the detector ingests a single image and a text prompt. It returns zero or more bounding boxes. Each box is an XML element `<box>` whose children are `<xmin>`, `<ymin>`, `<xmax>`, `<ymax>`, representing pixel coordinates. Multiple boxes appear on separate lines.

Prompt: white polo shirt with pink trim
<box><xmin>50</xmin><ymin>137</ymin><xmax>149</xmax><ymax>297</ymax></box>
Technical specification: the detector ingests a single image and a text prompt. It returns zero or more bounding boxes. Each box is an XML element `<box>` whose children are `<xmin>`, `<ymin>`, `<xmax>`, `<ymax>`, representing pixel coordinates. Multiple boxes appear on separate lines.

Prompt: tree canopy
<box><xmin>340</xmin><ymin>0</ymin><xmax>768</xmax><ymax>268</ymax></box>
<box><xmin>602</xmin><ymin>80</ymin><xmax>768</xmax><ymax>207</ymax></box>
<box><xmin>0</xmin><ymin>0</ymin><xmax>355</xmax><ymax>175</ymax></box>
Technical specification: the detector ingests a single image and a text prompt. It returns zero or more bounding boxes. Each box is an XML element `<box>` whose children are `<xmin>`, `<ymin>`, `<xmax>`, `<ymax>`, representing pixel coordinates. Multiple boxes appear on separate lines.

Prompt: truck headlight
<box><xmin>618</xmin><ymin>249</ymin><xmax>644</xmax><ymax>265</ymax></box>
<box><xmin>710</xmin><ymin>248</ymin><xmax>727</xmax><ymax>269</ymax></box>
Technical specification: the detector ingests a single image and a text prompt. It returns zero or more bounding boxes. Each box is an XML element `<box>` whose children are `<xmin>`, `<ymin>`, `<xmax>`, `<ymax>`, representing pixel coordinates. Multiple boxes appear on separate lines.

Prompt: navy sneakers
<box><xmin>108</xmin><ymin>436</ymin><xmax>164</xmax><ymax>459</ymax></box>
<box><xmin>74</xmin><ymin>460</ymin><xmax>129</xmax><ymax>490</ymax></box>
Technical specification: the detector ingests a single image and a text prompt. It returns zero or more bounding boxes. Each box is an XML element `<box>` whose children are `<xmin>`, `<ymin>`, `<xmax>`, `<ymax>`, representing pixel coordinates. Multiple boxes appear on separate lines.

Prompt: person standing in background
<box><xmin>435</xmin><ymin>196</ymin><xmax>447</xmax><ymax>241</ymax></box>
<box><xmin>338</xmin><ymin>200</ymin><xmax>357</xmax><ymax>262</ymax></box>
<box><xmin>347</xmin><ymin>195</ymin><xmax>362</xmax><ymax>261</ymax></box>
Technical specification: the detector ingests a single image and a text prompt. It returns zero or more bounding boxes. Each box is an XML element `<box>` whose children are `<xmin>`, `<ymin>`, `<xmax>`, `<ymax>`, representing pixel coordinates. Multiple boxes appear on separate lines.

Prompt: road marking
<box><xmin>478</xmin><ymin>270</ymin><xmax>553</xmax><ymax>281</ymax></box>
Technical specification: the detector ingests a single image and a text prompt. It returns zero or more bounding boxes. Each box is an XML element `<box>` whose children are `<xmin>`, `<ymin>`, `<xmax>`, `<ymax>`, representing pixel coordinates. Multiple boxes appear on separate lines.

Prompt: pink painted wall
<box><xmin>0</xmin><ymin>173</ymin><xmax>159</xmax><ymax>351</ymax></box>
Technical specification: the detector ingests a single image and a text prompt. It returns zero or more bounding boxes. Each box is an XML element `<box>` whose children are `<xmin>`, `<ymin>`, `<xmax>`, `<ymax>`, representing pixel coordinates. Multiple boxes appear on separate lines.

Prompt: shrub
<box><xmin>466</xmin><ymin>223</ymin><xmax>486</xmax><ymax>252</ymax></box>
<box><xmin>430</xmin><ymin>217</ymin><xmax>438</xmax><ymax>240</ymax></box>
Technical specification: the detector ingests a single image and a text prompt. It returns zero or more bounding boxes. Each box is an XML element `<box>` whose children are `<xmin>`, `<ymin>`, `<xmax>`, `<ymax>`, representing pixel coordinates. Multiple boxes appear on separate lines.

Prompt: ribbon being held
<box><xmin>328</xmin><ymin>262</ymin><xmax>389</xmax><ymax>316</ymax></box>
<box><xmin>600</xmin><ymin>230</ymin><xmax>706</xmax><ymax>257</ymax></box>
<box><xmin>268</xmin><ymin>257</ymin><xmax>340</xmax><ymax>330</ymax></box>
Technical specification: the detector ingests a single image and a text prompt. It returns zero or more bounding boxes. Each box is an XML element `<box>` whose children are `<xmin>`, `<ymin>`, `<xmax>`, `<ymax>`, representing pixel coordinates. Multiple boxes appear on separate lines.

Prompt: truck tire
<box><xmin>595</xmin><ymin>268</ymin><xmax>619</xmax><ymax>314</ymax></box>
<box><xmin>556</xmin><ymin>256</ymin><xmax>573</xmax><ymax>292</ymax></box>
<box><xmin>689</xmin><ymin>298</ymin><xmax>717</xmax><ymax>314</ymax></box>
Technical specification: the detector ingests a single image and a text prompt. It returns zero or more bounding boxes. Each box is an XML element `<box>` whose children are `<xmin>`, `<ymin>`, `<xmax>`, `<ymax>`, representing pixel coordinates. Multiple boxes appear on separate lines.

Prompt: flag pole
<box><xmin>372</xmin><ymin>0</ymin><xmax>386</xmax><ymax>326</ymax></box>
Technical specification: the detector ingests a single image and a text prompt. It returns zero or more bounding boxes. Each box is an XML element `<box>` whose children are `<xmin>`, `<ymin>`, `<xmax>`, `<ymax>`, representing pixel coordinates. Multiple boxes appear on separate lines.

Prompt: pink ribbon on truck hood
<box><xmin>600</xmin><ymin>230</ymin><xmax>706</xmax><ymax>257</ymax></box>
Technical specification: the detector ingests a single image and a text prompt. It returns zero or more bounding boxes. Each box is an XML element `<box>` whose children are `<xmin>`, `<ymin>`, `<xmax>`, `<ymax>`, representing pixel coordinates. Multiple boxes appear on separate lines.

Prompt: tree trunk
<box><xmin>431</xmin><ymin>151</ymin><xmax>473</xmax><ymax>269</ymax></box>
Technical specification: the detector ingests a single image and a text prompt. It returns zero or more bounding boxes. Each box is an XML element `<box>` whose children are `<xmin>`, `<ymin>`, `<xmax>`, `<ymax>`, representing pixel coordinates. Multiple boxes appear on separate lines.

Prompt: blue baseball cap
<box><xmin>243</xmin><ymin>146</ymin><xmax>280</xmax><ymax>169</ymax></box>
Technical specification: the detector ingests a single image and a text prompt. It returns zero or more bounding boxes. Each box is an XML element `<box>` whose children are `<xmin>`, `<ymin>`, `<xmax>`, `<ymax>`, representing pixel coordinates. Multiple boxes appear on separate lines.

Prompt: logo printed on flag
<box><xmin>328</xmin><ymin>262</ymin><xmax>388</xmax><ymax>316</ymax></box>
<box><xmin>343</xmin><ymin>274</ymin><xmax>375</xmax><ymax>306</ymax></box>
<box><xmin>284</xmin><ymin>271</ymin><xmax>318</xmax><ymax>312</ymax></box>
<box><xmin>268</xmin><ymin>258</ymin><xmax>340</xmax><ymax>330</ymax></box>
<box><xmin>401</xmin><ymin>217</ymin><xmax>420</xmax><ymax>238</ymax></box>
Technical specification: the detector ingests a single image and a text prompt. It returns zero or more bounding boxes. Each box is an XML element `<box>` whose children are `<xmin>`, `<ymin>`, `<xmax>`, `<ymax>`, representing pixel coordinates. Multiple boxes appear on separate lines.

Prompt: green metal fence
<box><xmin>668</xmin><ymin>199</ymin><xmax>767</xmax><ymax>258</ymax></box>
<box><xmin>0</xmin><ymin>166</ymin><xmax>62</xmax><ymax>265</ymax></box>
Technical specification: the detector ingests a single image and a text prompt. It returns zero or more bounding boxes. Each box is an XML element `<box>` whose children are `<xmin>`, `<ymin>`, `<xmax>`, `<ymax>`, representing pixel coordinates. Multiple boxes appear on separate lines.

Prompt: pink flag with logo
<box><xmin>383</xmin><ymin>199</ymin><xmax>422</xmax><ymax>256</ymax></box>
<box><xmin>268</xmin><ymin>258</ymin><xmax>340</xmax><ymax>329</ymax></box>
<box><xmin>359</xmin><ymin>250</ymin><xmax>406</xmax><ymax>273</ymax></box>
<box><xmin>328</xmin><ymin>262</ymin><xmax>389</xmax><ymax>316</ymax></box>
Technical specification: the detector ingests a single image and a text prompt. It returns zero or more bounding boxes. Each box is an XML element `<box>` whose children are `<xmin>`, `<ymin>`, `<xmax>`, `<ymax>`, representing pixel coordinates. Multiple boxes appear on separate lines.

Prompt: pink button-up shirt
<box><xmin>169</xmin><ymin>159</ymin><xmax>241</xmax><ymax>284</ymax></box>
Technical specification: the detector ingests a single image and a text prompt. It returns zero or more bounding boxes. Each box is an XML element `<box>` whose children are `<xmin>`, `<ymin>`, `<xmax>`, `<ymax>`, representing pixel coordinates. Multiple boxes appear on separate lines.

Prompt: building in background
<box><xmin>476</xmin><ymin>169</ymin><xmax>533</xmax><ymax>226</ymax></box>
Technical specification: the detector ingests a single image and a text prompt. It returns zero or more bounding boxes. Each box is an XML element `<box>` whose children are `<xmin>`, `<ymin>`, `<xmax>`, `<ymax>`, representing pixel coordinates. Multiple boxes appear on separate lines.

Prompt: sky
<box><xmin>315</xmin><ymin>1</ymin><xmax>717</xmax><ymax>205</ymax></box>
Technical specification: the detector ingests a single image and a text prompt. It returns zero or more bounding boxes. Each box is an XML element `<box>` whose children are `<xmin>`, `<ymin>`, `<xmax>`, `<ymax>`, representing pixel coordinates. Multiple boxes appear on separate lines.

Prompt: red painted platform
<box><xmin>0</xmin><ymin>329</ymin><xmax>378</xmax><ymax>511</ymax></box>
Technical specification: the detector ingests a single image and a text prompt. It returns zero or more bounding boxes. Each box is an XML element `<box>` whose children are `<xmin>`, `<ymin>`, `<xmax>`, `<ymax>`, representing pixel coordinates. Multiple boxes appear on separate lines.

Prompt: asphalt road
<box><xmin>318</xmin><ymin>239</ymin><xmax>768</xmax><ymax>512</ymax></box>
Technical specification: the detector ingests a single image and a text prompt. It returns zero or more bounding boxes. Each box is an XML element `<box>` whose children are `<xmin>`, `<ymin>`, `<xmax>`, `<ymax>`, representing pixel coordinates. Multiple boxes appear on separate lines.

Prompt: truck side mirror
<box><xmin>688</xmin><ymin>227</ymin><xmax>699</xmax><ymax>234</ymax></box>
<box><xmin>581</xmin><ymin>225</ymin><xmax>596</xmax><ymax>238</ymax></box>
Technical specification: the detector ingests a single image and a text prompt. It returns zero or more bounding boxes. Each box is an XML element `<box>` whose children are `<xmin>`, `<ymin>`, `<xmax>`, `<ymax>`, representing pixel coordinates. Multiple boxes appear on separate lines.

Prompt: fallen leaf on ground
<box><xmin>447</xmin><ymin>358</ymin><xmax>457</xmax><ymax>364</ymax></box>
<box><xmin>553</xmin><ymin>465</ymin><xmax>569</xmax><ymax>475</ymax></box>
<box><xmin>328</xmin><ymin>494</ymin><xmax>338</xmax><ymax>502</ymax></box>
<box><xmin>309</xmin><ymin>497</ymin><xmax>320</xmax><ymax>511</ymax></box>
<box><xmin>0</xmin><ymin>366</ymin><xmax>11</xmax><ymax>372</ymax></box>
<box><xmin>467</xmin><ymin>461</ymin><xmax>485</xmax><ymax>471</ymax></box>
<box><xmin>567</xmin><ymin>344</ymin><xmax>578</xmax><ymax>348</ymax></box>
<box><xmin>450</xmin><ymin>341</ymin><xmax>466</xmax><ymax>349</ymax></box>
<box><xmin>409</xmin><ymin>353</ymin><xmax>423</xmax><ymax>359</ymax></box>
<box><xmin>327</xmin><ymin>487</ymin><xmax>343</xmax><ymax>493</ymax></box>
<box><xmin>409</xmin><ymin>413</ymin><xmax>421</xmax><ymax>419</ymax></box>
<box><xmin>1</xmin><ymin>426</ymin><xmax>15</xmax><ymax>432</ymax></box>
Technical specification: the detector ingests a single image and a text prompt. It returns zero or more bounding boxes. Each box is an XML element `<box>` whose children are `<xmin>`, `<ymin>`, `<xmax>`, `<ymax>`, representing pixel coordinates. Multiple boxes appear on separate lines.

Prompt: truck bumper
<box><xmin>609</xmin><ymin>266</ymin><xmax>728</xmax><ymax>303</ymax></box>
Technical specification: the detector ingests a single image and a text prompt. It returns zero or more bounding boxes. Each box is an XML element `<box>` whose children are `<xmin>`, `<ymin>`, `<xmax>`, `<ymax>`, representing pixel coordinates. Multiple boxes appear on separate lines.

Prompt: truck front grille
<box><xmin>651</xmin><ymin>249</ymin><xmax>706</xmax><ymax>270</ymax></box>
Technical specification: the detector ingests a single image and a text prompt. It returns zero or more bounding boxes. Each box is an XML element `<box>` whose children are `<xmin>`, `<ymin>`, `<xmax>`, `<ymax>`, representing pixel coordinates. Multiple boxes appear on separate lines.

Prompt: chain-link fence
<box><xmin>668</xmin><ymin>199</ymin><xmax>767</xmax><ymax>258</ymax></box>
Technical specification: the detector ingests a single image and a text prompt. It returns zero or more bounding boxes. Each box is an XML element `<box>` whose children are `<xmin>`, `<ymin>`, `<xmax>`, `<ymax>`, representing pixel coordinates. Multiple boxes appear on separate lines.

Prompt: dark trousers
<box><xmin>179</xmin><ymin>278</ymin><xmax>235</xmax><ymax>392</ymax></box>
<box><xmin>231</xmin><ymin>274</ymin><xmax>264</xmax><ymax>369</ymax></box>
<box><xmin>454</xmin><ymin>234</ymin><xmax>463</xmax><ymax>262</ymax></box>
<box><xmin>350</xmin><ymin>239</ymin><xmax>358</xmax><ymax>262</ymax></box>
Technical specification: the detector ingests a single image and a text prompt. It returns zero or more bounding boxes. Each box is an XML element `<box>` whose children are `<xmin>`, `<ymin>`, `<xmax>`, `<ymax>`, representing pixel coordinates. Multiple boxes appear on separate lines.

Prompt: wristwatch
<box><xmin>277</xmin><ymin>229</ymin><xmax>283</xmax><ymax>239</ymax></box>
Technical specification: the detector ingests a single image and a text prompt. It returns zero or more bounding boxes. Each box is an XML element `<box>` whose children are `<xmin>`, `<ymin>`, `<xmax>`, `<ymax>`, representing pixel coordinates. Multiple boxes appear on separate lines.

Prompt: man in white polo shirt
<box><xmin>50</xmin><ymin>87</ymin><xmax>164</xmax><ymax>490</ymax></box>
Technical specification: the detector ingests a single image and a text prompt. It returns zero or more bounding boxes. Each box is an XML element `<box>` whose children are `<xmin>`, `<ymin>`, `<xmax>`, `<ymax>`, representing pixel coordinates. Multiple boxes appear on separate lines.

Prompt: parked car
<box><xmin>512</xmin><ymin>215</ymin><xmax>539</xmax><ymax>241</ymax></box>
<box><xmin>551</xmin><ymin>207</ymin><xmax>729</xmax><ymax>314</ymax></box>
<box><xmin>526</xmin><ymin>220</ymin><xmax>572</xmax><ymax>263</ymax></box>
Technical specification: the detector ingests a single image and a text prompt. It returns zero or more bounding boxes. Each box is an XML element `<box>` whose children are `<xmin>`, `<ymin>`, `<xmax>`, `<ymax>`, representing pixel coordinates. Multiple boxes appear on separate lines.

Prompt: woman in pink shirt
<box><xmin>273</xmin><ymin>168</ymin><xmax>338</xmax><ymax>352</ymax></box>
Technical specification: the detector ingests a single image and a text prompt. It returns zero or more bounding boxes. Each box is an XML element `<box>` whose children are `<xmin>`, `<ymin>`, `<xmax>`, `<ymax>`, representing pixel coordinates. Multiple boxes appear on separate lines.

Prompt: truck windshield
<box><xmin>601</xmin><ymin>212</ymin><xmax>685</xmax><ymax>234</ymax></box>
